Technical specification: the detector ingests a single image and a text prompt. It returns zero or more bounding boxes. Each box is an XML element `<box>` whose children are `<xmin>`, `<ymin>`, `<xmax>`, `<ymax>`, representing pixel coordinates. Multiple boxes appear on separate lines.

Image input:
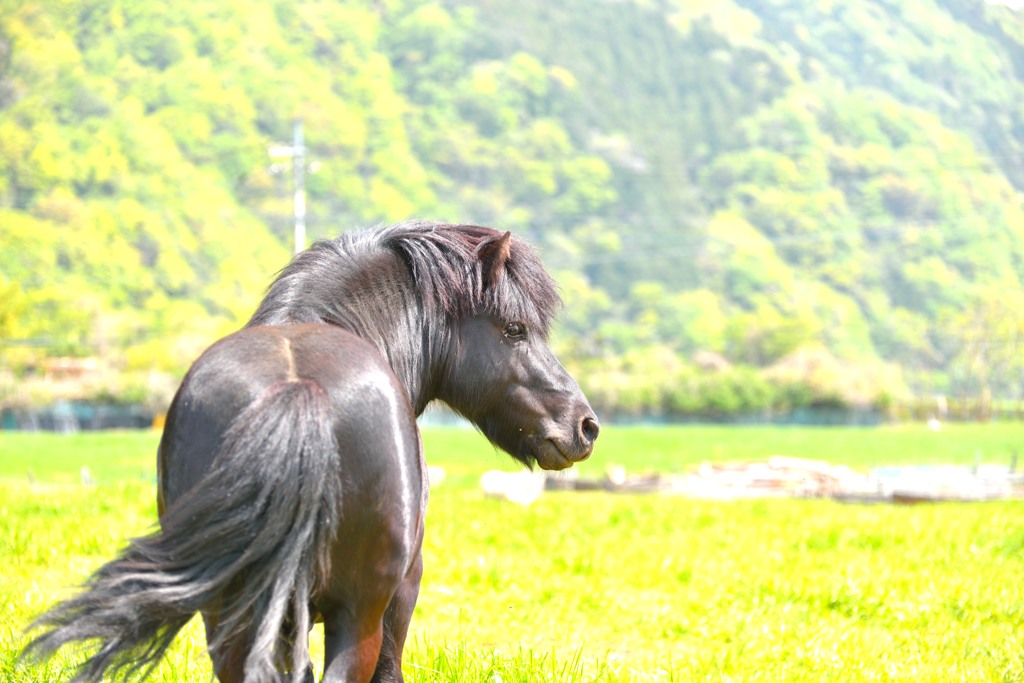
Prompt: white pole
<box><xmin>268</xmin><ymin>120</ymin><xmax>309</xmax><ymax>255</ymax></box>
<box><xmin>292</xmin><ymin>119</ymin><xmax>306</xmax><ymax>255</ymax></box>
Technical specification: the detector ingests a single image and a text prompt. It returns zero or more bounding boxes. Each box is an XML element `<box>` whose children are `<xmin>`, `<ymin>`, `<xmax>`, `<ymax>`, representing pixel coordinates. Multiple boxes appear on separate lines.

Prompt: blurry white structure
<box><xmin>480</xmin><ymin>469</ymin><xmax>546</xmax><ymax>505</ymax></box>
<box><xmin>427</xmin><ymin>466</ymin><xmax>446</xmax><ymax>488</ymax></box>
<box><xmin>605</xmin><ymin>464</ymin><xmax>627</xmax><ymax>487</ymax></box>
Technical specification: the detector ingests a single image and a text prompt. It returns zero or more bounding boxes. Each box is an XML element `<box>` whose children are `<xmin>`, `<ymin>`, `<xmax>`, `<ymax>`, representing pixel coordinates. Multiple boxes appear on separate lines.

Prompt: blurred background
<box><xmin>2</xmin><ymin>0</ymin><xmax>1024</xmax><ymax>428</ymax></box>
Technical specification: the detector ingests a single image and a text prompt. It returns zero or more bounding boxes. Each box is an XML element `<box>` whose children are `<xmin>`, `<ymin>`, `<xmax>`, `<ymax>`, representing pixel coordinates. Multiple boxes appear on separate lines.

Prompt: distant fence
<box><xmin>2</xmin><ymin>400</ymin><xmax>1021</xmax><ymax>433</ymax></box>
<box><xmin>0</xmin><ymin>402</ymin><xmax>156</xmax><ymax>432</ymax></box>
<box><xmin>892</xmin><ymin>398</ymin><xmax>1024</xmax><ymax>423</ymax></box>
<box><xmin>611</xmin><ymin>406</ymin><xmax>886</xmax><ymax>427</ymax></box>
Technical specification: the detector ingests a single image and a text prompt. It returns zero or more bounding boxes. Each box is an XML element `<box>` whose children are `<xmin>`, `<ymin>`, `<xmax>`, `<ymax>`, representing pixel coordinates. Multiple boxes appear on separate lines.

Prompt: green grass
<box><xmin>0</xmin><ymin>431</ymin><xmax>161</xmax><ymax>484</ymax></box>
<box><xmin>422</xmin><ymin>422</ymin><xmax>1024</xmax><ymax>484</ymax></box>
<box><xmin>2</xmin><ymin>422</ymin><xmax>1021</xmax><ymax>485</ymax></box>
<box><xmin>2</xmin><ymin>425</ymin><xmax>1024</xmax><ymax>681</ymax></box>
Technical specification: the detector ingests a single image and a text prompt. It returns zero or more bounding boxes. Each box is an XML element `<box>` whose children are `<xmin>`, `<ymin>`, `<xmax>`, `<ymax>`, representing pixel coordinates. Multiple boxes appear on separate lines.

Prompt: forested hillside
<box><xmin>2</xmin><ymin>0</ymin><xmax>1023</xmax><ymax>418</ymax></box>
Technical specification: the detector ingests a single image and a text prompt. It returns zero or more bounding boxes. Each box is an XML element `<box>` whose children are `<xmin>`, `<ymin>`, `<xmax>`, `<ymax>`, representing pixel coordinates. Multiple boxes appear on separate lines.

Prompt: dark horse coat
<box><xmin>24</xmin><ymin>222</ymin><xmax>599</xmax><ymax>683</ymax></box>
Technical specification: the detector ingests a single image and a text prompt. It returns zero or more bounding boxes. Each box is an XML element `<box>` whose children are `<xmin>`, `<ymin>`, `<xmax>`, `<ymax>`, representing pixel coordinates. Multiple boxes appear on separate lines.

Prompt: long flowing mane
<box><xmin>248</xmin><ymin>220</ymin><xmax>561</xmax><ymax>336</ymax></box>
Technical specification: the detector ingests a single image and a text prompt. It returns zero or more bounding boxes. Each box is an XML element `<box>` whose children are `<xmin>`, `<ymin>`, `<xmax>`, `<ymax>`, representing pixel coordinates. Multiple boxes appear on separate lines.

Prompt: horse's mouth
<box><xmin>499</xmin><ymin>425</ymin><xmax>592</xmax><ymax>471</ymax></box>
<box><xmin>532</xmin><ymin>438</ymin><xmax>590</xmax><ymax>471</ymax></box>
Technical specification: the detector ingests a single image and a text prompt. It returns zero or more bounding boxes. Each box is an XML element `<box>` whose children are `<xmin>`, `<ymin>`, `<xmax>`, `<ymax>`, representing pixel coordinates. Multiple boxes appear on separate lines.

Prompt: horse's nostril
<box><xmin>580</xmin><ymin>416</ymin><xmax>600</xmax><ymax>444</ymax></box>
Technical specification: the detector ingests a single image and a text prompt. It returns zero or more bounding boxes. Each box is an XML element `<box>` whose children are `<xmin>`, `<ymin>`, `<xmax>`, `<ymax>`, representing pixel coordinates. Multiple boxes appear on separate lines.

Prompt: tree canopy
<box><xmin>2</xmin><ymin>0</ymin><xmax>1023</xmax><ymax>417</ymax></box>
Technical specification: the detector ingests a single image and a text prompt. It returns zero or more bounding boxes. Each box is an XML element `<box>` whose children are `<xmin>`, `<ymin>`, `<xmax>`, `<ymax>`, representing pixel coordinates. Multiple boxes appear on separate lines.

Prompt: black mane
<box><xmin>248</xmin><ymin>220</ymin><xmax>561</xmax><ymax>336</ymax></box>
<box><xmin>246</xmin><ymin>221</ymin><xmax>561</xmax><ymax>410</ymax></box>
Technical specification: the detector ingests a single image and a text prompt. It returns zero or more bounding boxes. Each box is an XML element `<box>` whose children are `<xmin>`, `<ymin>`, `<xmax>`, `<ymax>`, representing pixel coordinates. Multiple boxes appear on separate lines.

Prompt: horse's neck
<box><xmin>255</xmin><ymin>270</ymin><xmax>442</xmax><ymax>415</ymax></box>
<box><xmin>365</xmin><ymin>308</ymin><xmax>444</xmax><ymax>416</ymax></box>
<box><xmin>332</xmin><ymin>259</ymin><xmax>444</xmax><ymax>414</ymax></box>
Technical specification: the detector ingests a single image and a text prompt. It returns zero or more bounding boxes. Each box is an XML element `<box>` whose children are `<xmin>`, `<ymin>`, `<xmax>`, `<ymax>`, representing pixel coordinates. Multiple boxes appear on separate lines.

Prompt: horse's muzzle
<box><xmin>552</xmin><ymin>412</ymin><xmax>600</xmax><ymax>467</ymax></box>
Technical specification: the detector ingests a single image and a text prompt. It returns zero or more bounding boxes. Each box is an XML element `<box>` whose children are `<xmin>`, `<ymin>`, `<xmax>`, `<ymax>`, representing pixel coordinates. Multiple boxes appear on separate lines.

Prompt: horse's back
<box><xmin>157</xmin><ymin>322</ymin><xmax>426</xmax><ymax>591</ymax></box>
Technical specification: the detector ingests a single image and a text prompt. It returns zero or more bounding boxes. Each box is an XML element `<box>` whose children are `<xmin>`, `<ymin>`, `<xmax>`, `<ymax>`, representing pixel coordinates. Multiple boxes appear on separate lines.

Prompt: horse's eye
<box><xmin>503</xmin><ymin>322</ymin><xmax>527</xmax><ymax>339</ymax></box>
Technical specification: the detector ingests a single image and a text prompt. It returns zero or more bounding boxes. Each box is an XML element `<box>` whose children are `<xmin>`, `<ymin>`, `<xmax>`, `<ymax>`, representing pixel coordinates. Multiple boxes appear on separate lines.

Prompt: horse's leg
<box><xmin>320</xmin><ymin>607</ymin><xmax>385</xmax><ymax>683</ymax></box>
<box><xmin>203</xmin><ymin>611</ymin><xmax>315</xmax><ymax>683</ymax></box>
<box><xmin>371</xmin><ymin>553</ymin><xmax>424</xmax><ymax>683</ymax></box>
<box><xmin>202</xmin><ymin>611</ymin><xmax>247</xmax><ymax>683</ymax></box>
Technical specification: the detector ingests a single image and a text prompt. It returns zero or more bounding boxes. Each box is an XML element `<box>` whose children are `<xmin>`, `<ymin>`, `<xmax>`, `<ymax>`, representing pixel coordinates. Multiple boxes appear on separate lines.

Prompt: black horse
<box><xmin>24</xmin><ymin>221</ymin><xmax>599</xmax><ymax>683</ymax></box>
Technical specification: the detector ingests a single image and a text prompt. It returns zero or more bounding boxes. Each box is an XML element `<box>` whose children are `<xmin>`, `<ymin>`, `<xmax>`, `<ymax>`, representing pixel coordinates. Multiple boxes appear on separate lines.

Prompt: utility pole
<box><xmin>268</xmin><ymin>119</ymin><xmax>308</xmax><ymax>255</ymax></box>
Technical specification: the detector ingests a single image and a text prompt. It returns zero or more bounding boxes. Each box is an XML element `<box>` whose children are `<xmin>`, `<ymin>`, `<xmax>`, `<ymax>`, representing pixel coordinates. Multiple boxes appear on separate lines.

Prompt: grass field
<box><xmin>2</xmin><ymin>423</ymin><xmax>1023</xmax><ymax>681</ymax></box>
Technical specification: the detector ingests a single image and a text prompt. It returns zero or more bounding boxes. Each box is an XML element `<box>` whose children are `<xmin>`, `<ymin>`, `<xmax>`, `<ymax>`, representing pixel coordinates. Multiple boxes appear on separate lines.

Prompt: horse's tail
<box><xmin>23</xmin><ymin>380</ymin><xmax>342</xmax><ymax>683</ymax></box>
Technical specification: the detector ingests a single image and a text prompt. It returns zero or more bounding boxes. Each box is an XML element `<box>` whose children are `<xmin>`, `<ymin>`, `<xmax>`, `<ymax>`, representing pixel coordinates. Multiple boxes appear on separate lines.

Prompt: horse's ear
<box><xmin>477</xmin><ymin>231</ymin><xmax>512</xmax><ymax>290</ymax></box>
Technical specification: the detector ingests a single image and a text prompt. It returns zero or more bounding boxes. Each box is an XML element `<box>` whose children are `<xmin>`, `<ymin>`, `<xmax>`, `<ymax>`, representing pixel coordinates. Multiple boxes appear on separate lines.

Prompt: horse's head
<box><xmin>438</xmin><ymin>231</ymin><xmax>599</xmax><ymax>470</ymax></box>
